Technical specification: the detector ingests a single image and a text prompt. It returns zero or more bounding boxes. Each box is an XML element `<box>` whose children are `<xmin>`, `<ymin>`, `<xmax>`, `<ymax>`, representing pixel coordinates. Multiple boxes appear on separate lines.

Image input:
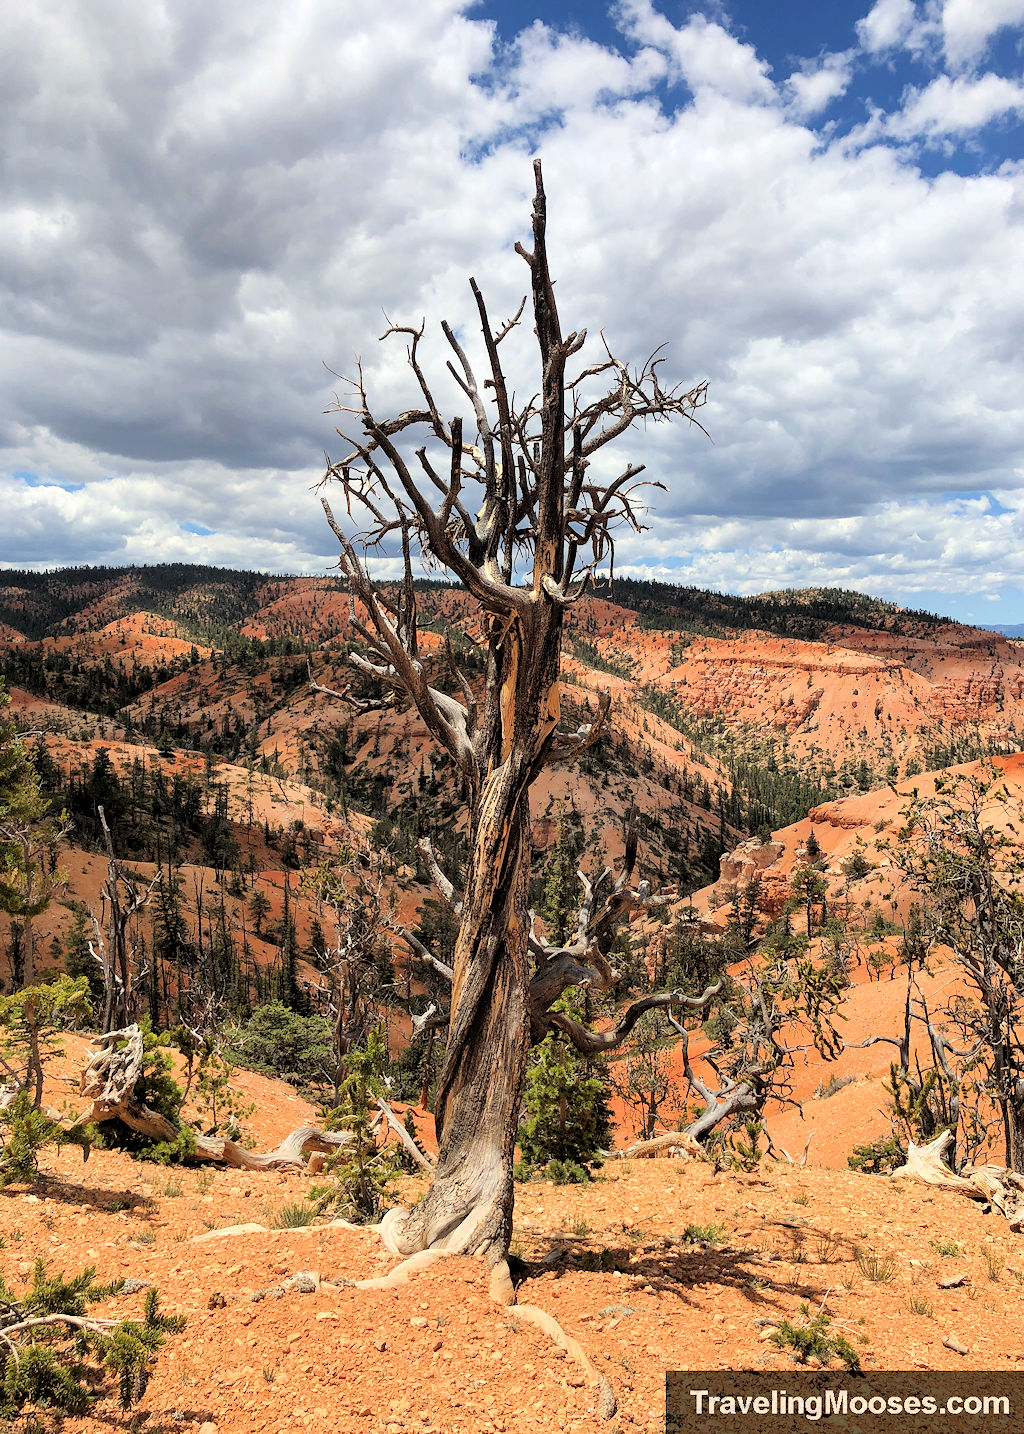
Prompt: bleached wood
<box><xmin>78</xmin><ymin>1025</ymin><xmax>351</xmax><ymax>1170</ymax></box>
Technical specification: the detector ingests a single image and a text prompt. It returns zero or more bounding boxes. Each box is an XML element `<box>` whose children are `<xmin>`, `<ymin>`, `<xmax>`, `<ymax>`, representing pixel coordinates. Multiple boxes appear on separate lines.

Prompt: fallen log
<box><xmin>603</xmin><ymin>1132</ymin><xmax>702</xmax><ymax>1160</ymax></box>
<box><xmin>890</xmin><ymin>1130</ymin><xmax>1024</xmax><ymax>1230</ymax></box>
<box><xmin>78</xmin><ymin>1024</ymin><xmax>351</xmax><ymax>1172</ymax></box>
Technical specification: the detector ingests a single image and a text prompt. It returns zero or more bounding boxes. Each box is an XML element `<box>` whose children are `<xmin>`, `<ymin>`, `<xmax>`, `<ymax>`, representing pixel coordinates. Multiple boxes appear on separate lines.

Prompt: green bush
<box><xmin>770</xmin><ymin>1305</ymin><xmax>861</xmax><ymax>1371</ymax></box>
<box><xmin>680</xmin><ymin>1223</ymin><xmax>725</xmax><ymax>1245</ymax></box>
<box><xmin>0</xmin><ymin>1260</ymin><xmax>185</xmax><ymax>1417</ymax></box>
<box><xmin>224</xmin><ymin>1002</ymin><xmax>335</xmax><ymax>1093</ymax></box>
<box><xmin>0</xmin><ymin>1092</ymin><xmax>88</xmax><ymax>1189</ymax></box>
<box><xmin>847</xmin><ymin>1134</ymin><xmax>905</xmax><ymax>1174</ymax></box>
<box><xmin>516</xmin><ymin>1033</ymin><xmax>611</xmax><ymax>1179</ymax></box>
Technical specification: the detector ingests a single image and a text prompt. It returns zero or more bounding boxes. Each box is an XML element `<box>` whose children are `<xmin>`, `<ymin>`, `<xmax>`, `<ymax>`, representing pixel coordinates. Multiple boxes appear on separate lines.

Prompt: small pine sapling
<box><xmin>516</xmin><ymin>1021</ymin><xmax>612</xmax><ymax>1183</ymax></box>
<box><xmin>0</xmin><ymin>1260</ymin><xmax>185</xmax><ymax>1418</ymax></box>
<box><xmin>310</xmin><ymin>1026</ymin><xmax>400</xmax><ymax>1222</ymax></box>
<box><xmin>0</xmin><ymin>1092</ymin><xmax>88</xmax><ymax>1189</ymax></box>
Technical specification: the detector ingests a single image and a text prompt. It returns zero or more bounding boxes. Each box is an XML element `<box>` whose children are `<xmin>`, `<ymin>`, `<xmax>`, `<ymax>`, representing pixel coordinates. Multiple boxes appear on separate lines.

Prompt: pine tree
<box><xmin>516</xmin><ymin>1028</ymin><xmax>613</xmax><ymax>1183</ymax></box>
<box><xmin>311</xmin><ymin>1026</ymin><xmax>399</xmax><ymax>1221</ymax></box>
<box><xmin>0</xmin><ymin>680</ymin><xmax>67</xmax><ymax>988</ymax></box>
<box><xmin>62</xmin><ymin>905</ymin><xmax>105</xmax><ymax>1004</ymax></box>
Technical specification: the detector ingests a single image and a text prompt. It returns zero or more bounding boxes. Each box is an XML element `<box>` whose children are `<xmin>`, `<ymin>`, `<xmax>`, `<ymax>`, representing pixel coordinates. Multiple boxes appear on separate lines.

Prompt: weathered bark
<box><xmin>89</xmin><ymin>809</ymin><xmax>160</xmax><ymax>1034</ymax></box>
<box><xmin>316</xmin><ymin>160</ymin><xmax>706</xmax><ymax>1265</ymax></box>
<box><xmin>387</xmin><ymin>799</ymin><xmax>533</xmax><ymax>1259</ymax></box>
<box><xmin>77</xmin><ymin>1025</ymin><xmax>350</xmax><ymax>1171</ymax></box>
<box><xmin>891</xmin><ymin>1129</ymin><xmax>1024</xmax><ymax>1229</ymax></box>
<box><xmin>605</xmin><ymin>1131</ymin><xmax>702</xmax><ymax>1160</ymax></box>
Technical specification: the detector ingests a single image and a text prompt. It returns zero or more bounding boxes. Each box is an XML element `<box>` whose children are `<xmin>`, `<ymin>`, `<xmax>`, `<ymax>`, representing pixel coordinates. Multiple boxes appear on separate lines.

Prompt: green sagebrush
<box><xmin>0</xmin><ymin>1260</ymin><xmax>185</xmax><ymax>1417</ymax></box>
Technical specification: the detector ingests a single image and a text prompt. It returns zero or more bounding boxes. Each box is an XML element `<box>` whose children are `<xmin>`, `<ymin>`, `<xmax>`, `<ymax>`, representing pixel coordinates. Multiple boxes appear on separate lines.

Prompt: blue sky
<box><xmin>1</xmin><ymin>0</ymin><xmax>1023</xmax><ymax>624</ymax></box>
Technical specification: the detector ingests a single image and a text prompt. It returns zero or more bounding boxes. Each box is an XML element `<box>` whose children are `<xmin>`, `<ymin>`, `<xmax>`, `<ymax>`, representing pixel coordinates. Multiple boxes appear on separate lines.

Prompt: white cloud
<box><xmin>941</xmin><ymin>0</ymin><xmax>1024</xmax><ymax>68</ymax></box>
<box><xmin>0</xmin><ymin>1</ymin><xmax>1023</xmax><ymax>617</ymax></box>
<box><xmin>785</xmin><ymin>53</ymin><xmax>855</xmax><ymax>118</ymax></box>
<box><xmin>615</xmin><ymin>1</ymin><xmax>775</xmax><ymax>102</ymax></box>
<box><xmin>856</xmin><ymin>0</ymin><xmax>926</xmax><ymax>54</ymax></box>
<box><xmin>617</xmin><ymin>494</ymin><xmax>1024</xmax><ymax>603</ymax></box>
<box><xmin>886</xmin><ymin>72</ymin><xmax>1024</xmax><ymax>139</ymax></box>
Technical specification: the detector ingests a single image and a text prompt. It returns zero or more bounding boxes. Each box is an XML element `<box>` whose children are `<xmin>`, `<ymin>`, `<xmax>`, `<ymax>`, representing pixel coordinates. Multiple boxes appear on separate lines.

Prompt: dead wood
<box><xmin>604</xmin><ymin>1131</ymin><xmax>702</xmax><ymax>1160</ymax></box>
<box><xmin>77</xmin><ymin>1025</ymin><xmax>351</xmax><ymax>1171</ymax></box>
<box><xmin>314</xmin><ymin>160</ymin><xmax>707</xmax><ymax>1261</ymax></box>
<box><xmin>890</xmin><ymin>1130</ymin><xmax>1024</xmax><ymax>1229</ymax></box>
<box><xmin>376</xmin><ymin>1097</ymin><xmax>436</xmax><ymax>1173</ymax></box>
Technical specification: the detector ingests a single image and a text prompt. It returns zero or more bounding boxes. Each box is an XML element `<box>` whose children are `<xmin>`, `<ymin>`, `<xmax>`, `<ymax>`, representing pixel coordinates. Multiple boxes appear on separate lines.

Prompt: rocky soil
<box><xmin>7</xmin><ymin>1135</ymin><xmax>1024</xmax><ymax>1434</ymax></box>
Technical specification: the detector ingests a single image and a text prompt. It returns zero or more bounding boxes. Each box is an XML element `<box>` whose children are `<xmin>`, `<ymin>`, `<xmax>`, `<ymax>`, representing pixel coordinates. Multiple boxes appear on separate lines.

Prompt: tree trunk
<box><xmin>389</xmin><ymin>790</ymin><xmax>532</xmax><ymax>1262</ymax></box>
<box><xmin>1005</xmin><ymin>1099</ymin><xmax>1024</xmax><ymax>1175</ymax></box>
<box><xmin>27</xmin><ymin>1006</ymin><xmax>44</xmax><ymax>1109</ymax></box>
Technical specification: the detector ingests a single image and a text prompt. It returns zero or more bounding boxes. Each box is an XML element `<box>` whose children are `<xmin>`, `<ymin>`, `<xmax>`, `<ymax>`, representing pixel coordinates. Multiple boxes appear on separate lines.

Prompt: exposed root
<box><xmin>378</xmin><ymin>1205</ymin><xmax>413</xmax><ymax>1255</ymax></box>
<box><xmin>352</xmin><ymin>1249</ymin><xmax>456</xmax><ymax>1290</ymax></box>
<box><xmin>494</xmin><ymin>1260</ymin><xmax>616</xmax><ymax>1421</ymax></box>
<box><xmin>191</xmin><ymin>1217</ymin><xmax>375</xmax><ymax>1244</ymax></box>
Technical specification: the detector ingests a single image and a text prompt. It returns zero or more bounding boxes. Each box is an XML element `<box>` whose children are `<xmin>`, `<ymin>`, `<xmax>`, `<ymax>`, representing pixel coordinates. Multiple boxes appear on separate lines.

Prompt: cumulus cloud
<box><xmin>856</xmin><ymin>0</ymin><xmax>929</xmax><ymax>55</ymax></box>
<box><xmin>885</xmin><ymin>71</ymin><xmax>1024</xmax><ymax>139</ymax></box>
<box><xmin>941</xmin><ymin>0</ymin><xmax>1024</xmax><ymax>68</ymax></box>
<box><xmin>856</xmin><ymin>0</ymin><xmax>1024</xmax><ymax>71</ymax></box>
<box><xmin>1</xmin><ymin>0</ymin><xmax>1023</xmax><ymax>621</ymax></box>
<box><xmin>785</xmin><ymin>53</ymin><xmax>855</xmax><ymax>118</ymax></box>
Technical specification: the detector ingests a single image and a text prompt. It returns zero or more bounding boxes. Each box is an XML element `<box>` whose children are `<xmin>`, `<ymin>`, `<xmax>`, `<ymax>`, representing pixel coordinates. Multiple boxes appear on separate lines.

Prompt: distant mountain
<box><xmin>0</xmin><ymin>563</ymin><xmax>961</xmax><ymax>644</ymax></box>
<box><xmin>985</xmin><ymin>623</ymin><xmax>1024</xmax><ymax>639</ymax></box>
<box><xmin>3</xmin><ymin>563</ymin><xmax>1024</xmax><ymax>869</ymax></box>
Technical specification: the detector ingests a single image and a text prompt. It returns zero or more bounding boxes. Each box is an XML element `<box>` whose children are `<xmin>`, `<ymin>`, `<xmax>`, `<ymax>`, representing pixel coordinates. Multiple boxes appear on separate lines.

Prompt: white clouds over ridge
<box><xmin>1</xmin><ymin>0</ymin><xmax>1023</xmax><ymax>618</ymax></box>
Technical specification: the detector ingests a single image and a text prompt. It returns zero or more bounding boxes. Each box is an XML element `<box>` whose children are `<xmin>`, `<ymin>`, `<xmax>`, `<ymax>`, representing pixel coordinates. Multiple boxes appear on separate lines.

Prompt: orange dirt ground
<box><xmin>6</xmin><ymin>1047</ymin><xmax>1024</xmax><ymax>1434</ymax></box>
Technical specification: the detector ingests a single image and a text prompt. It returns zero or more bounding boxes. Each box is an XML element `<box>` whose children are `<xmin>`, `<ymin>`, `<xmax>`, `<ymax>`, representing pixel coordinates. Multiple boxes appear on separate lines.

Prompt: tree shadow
<box><xmin>12</xmin><ymin>1173</ymin><xmax>156</xmax><ymax>1213</ymax></box>
<box><xmin>514</xmin><ymin>1229</ymin><xmax>857</xmax><ymax>1317</ymax></box>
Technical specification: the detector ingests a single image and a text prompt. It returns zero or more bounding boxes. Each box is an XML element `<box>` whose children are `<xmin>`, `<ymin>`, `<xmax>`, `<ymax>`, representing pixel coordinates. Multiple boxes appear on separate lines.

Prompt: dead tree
<box><xmin>668</xmin><ymin>953</ymin><xmax>843</xmax><ymax>1147</ymax></box>
<box><xmin>88</xmin><ymin>808</ymin><xmax>160</xmax><ymax>1033</ymax></box>
<box><xmin>888</xmin><ymin>767</ymin><xmax>1024</xmax><ymax>1172</ymax></box>
<box><xmin>314</xmin><ymin>161</ymin><xmax>708</xmax><ymax>1261</ymax></box>
<box><xmin>302</xmin><ymin>845</ymin><xmax>401</xmax><ymax>1103</ymax></box>
<box><xmin>844</xmin><ymin>973</ymin><xmax>986</xmax><ymax>1169</ymax></box>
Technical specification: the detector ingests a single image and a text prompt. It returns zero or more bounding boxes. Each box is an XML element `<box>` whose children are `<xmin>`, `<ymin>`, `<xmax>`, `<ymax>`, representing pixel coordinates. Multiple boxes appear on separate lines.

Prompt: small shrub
<box><xmin>0</xmin><ymin>1261</ymin><xmax>184</xmax><ymax>1418</ymax></box>
<box><xmin>983</xmin><ymin>1245</ymin><xmax>1004</xmax><ymax>1282</ymax></box>
<box><xmin>578</xmin><ymin>1247</ymin><xmax>617</xmax><ymax>1273</ymax></box>
<box><xmin>854</xmin><ymin>1248</ymin><xmax>897</xmax><ymax>1283</ymax></box>
<box><xmin>0</xmin><ymin>1093</ymin><xmax>88</xmax><ymax>1188</ymax></box>
<box><xmin>847</xmin><ymin>1135</ymin><xmax>905</xmax><ymax>1174</ymax></box>
<box><xmin>815</xmin><ymin>1073</ymin><xmax>856</xmax><ymax>1100</ymax></box>
<box><xmin>908</xmin><ymin>1297</ymin><xmax>934</xmax><ymax>1317</ymax></box>
<box><xmin>680</xmin><ymin>1223</ymin><xmax>725</xmax><ymax>1246</ymax></box>
<box><xmin>770</xmin><ymin>1304</ymin><xmax>861</xmax><ymax>1371</ymax></box>
<box><xmin>310</xmin><ymin>1027</ymin><xmax>399</xmax><ymax>1223</ymax></box>
<box><xmin>516</xmin><ymin>1028</ymin><xmax>612</xmax><ymax>1180</ymax></box>
<box><xmin>544</xmin><ymin>1158</ymin><xmax>590</xmax><ymax>1185</ymax></box>
<box><xmin>267</xmin><ymin>1201</ymin><xmax>315</xmax><ymax>1229</ymax></box>
<box><xmin>727</xmin><ymin>1117</ymin><xmax>765</xmax><ymax>1172</ymax></box>
<box><xmin>930</xmin><ymin>1238</ymin><xmax>962</xmax><ymax>1258</ymax></box>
